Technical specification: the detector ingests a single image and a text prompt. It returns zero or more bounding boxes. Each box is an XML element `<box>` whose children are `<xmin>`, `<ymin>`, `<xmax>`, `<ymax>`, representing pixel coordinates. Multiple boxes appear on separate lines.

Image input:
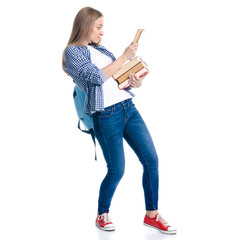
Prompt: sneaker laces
<box><xmin>156</xmin><ymin>214</ymin><xmax>169</xmax><ymax>227</ymax></box>
<box><xmin>99</xmin><ymin>213</ymin><xmax>111</xmax><ymax>224</ymax></box>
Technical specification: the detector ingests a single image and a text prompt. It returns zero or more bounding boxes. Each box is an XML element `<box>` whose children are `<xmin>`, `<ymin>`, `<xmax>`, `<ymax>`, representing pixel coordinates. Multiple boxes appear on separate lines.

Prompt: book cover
<box><xmin>118</xmin><ymin>67</ymin><xmax>149</xmax><ymax>90</ymax></box>
<box><xmin>113</xmin><ymin>57</ymin><xmax>142</xmax><ymax>79</ymax></box>
<box><xmin>117</xmin><ymin>61</ymin><xmax>147</xmax><ymax>84</ymax></box>
<box><xmin>113</xmin><ymin>56</ymin><xmax>148</xmax><ymax>89</ymax></box>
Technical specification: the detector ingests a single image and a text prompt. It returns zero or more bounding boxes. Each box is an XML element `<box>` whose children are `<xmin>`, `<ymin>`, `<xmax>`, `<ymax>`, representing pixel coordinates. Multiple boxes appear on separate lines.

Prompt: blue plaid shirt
<box><xmin>65</xmin><ymin>44</ymin><xmax>134</xmax><ymax>116</ymax></box>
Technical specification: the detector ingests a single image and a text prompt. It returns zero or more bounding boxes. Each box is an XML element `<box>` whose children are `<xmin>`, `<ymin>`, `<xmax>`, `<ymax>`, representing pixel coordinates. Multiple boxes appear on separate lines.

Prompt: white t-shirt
<box><xmin>87</xmin><ymin>45</ymin><xmax>132</xmax><ymax>108</ymax></box>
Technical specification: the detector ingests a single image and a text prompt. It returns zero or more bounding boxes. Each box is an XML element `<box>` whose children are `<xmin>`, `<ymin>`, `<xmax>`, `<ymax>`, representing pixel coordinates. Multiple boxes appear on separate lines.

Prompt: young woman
<box><xmin>62</xmin><ymin>7</ymin><xmax>176</xmax><ymax>235</ymax></box>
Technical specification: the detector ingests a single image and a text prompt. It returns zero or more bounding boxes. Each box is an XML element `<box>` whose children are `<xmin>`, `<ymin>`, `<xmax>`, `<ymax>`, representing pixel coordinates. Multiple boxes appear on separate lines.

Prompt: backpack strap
<box><xmin>77</xmin><ymin>120</ymin><xmax>97</xmax><ymax>161</ymax></box>
<box><xmin>73</xmin><ymin>86</ymin><xmax>97</xmax><ymax>161</ymax></box>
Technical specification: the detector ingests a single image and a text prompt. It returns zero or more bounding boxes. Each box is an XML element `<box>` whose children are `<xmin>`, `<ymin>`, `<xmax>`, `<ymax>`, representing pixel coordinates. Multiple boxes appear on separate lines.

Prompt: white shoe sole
<box><xmin>96</xmin><ymin>223</ymin><xmax>116</xmax><ymax>231</ymax></box>
<box><xmin>143</xmin><ymin>223</ymin><xmax>177</xmax><ymax>235</ymax></box>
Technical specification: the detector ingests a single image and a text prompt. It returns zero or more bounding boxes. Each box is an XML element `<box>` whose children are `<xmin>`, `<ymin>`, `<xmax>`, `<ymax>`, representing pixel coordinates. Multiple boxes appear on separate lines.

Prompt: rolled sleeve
<box><xmin>99</xmin><ymin>68</ymin><xmax>107</xmax><ymax>82</ymax></box>
<box><xmin>65</xmin><ymin>46</ymin><xmax>105</xmax><ymax>86</ymax></box>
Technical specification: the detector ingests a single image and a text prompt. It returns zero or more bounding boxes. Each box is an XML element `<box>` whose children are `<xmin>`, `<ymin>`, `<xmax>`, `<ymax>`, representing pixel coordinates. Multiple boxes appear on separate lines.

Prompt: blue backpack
<box><xmin>73</xmin><ymin>85</ymin><xmax>97</xmax><ymax>160</ymax></box>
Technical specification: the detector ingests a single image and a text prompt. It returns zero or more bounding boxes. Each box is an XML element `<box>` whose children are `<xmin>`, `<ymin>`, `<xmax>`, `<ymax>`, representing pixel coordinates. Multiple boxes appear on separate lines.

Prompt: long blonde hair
<box><xmin>62</xmin><ymin>7</ymin><xmax>103</xmax><ymax>74</ymax></box>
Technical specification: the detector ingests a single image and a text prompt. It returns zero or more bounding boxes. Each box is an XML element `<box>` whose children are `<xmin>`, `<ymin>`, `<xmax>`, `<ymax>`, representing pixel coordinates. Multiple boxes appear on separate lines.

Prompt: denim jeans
<box><xmin>92</xmin><ymin>99</ymin><xmax>159</xmax><ymax>215</ymax></box>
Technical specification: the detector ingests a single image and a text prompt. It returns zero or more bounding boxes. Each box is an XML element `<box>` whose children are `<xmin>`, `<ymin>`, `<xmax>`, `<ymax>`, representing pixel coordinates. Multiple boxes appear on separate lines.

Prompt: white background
<box><xmin>0</xmin><ymin>0</ymin><xmax>240</xmax><ymax>239</ymax></box>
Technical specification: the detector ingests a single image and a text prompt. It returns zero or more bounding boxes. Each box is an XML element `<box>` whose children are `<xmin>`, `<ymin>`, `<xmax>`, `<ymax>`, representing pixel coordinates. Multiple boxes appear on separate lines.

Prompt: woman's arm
<box><xmin>102</xmin><ymin>43</ymin><xmax>139</xmax><ymax>79</ymax></box>
<box><xmin>65</xmin><ymin>46</ymin><xmax>106</xmax><ymax>86</ymax></box>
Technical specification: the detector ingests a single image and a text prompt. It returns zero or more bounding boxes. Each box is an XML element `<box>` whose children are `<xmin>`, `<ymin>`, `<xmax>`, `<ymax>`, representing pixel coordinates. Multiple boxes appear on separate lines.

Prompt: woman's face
<box><xmin>88</xmin><ymin>17</ymin><xmax>104</xmax><ymax>44</ymax></box>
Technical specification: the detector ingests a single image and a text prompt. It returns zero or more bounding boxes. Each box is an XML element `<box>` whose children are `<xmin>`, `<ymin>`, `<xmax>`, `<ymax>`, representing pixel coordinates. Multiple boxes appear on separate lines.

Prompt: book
<box><xmin>133</xmin><ymin>29</ymin><xmax>144</xmax><ymax>44</ymax></box>
<box><xmin>113</xmin><ymin>57</ymin><xmax>149</xmax><ymax>90</ymax></box>
<box><xmin>117</xmin><ymin>61</ymin><xmax>146</xmax><ymax>84</ymax></box>
<box><xmin>113</xmin><ymin>57</ymin><xmax>142</xmax><ymax>79</ymax></box>
<box><xmin>118</xmin><ymin>67</ymin><xmax>148</xmax><ymax>90</ymax></box>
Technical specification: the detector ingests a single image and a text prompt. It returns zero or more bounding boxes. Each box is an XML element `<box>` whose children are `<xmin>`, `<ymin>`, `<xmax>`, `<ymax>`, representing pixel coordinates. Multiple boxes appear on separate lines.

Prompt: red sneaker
<box><xmin>144</xmin><ymin>213</ymin><xmax>177</xmax><ymax>234</ymax></box>
<box><xmin>96</xmin><ymin>212</ymin><xmax>115</xmax><ymax>231</ymax></box>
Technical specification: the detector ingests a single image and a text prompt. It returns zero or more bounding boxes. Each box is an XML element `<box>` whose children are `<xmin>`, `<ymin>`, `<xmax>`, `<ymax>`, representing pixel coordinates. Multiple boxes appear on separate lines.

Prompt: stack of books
<box><xmin>112</xmin><ymin>57</ymin><xmax>149</xmax><ymax>90</ymax></box>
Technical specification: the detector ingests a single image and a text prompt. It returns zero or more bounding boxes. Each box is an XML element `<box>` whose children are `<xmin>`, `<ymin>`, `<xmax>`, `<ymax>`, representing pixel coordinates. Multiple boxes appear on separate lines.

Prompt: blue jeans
<box><xmin>92</xmin><ymin>99</ymin><xmax>159</xmax><ymax>215</ymax></box>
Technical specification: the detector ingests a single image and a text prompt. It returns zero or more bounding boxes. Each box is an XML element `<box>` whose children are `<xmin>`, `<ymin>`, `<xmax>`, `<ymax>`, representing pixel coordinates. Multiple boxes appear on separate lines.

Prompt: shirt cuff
<box><xmin>125</xmin><ymin>86</ymin><xmax>132</xmax><ymax>91</ymax></box>
<box><xmin>99</xmin><ymin>69</ymin><xmax>107</xmax><ymax>83</ymax></box>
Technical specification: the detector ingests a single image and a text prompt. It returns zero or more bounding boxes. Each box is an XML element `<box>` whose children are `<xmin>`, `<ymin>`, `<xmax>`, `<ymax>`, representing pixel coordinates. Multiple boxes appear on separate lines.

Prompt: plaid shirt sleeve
<box><xmin>65</xmin><ymin>46</ymin><xmax>107</xmax><ymax>86</ymax></box>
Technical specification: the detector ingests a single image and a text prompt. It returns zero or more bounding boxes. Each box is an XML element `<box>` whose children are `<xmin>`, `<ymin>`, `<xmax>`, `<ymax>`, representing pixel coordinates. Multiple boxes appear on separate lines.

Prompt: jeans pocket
<box><xmin>98</xmin><ymin>106</ymin><xmax>115</xmax><ymax>117</ymax></box>
<box><xmin>130</xmin><ymin>101</ymin><xmax>135</xmax><ymax>108</ymax></box>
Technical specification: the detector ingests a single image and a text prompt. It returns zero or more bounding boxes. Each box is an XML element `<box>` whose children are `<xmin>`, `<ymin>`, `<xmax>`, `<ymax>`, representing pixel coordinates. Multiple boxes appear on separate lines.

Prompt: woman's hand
<box><xmin>122</xmin><ymin>43</ymin><xmax>139</xmax><ymax>61</ymax></box>
<box><xmin>129</xmin><ymin>72</ymin><xmax>149</xmax><ymax>88</ymax></box>
<box><xmin>103</xmin><ymin>43</ymin><xmax>138</xmax><ymax>79</ymax></box>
